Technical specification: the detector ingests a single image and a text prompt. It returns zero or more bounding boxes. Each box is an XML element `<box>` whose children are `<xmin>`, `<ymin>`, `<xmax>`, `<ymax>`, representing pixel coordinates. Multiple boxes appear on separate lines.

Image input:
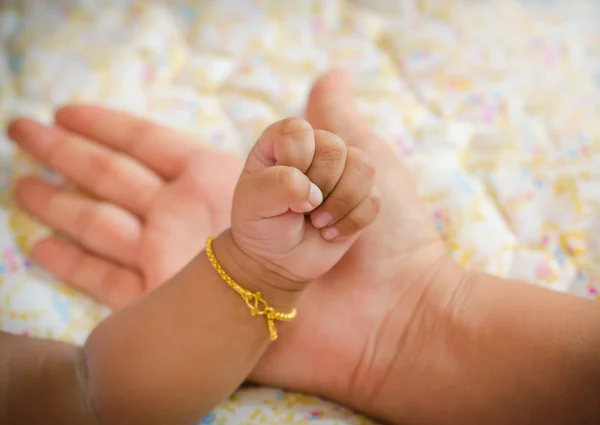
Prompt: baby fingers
<box><xmin>320</xmin><ymin>188</ymin><xmax>381</xmax><ymax>240</ymax></box>
<box><xmin>310</xmin><ymin>147</ymin><xmax>380</xmax><ymax>240</ymax></box>
<box><xmin>235</xmin><ymin>165</ymin><xmax>323</xmax><ymax>219</ymax></box>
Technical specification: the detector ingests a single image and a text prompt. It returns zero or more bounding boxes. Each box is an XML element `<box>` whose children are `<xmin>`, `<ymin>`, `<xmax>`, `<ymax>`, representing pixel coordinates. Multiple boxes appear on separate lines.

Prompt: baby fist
<box><xmin>231</xmin><ymin>118</ymin><xmax>381</xmax><ymax>286</ymax></box>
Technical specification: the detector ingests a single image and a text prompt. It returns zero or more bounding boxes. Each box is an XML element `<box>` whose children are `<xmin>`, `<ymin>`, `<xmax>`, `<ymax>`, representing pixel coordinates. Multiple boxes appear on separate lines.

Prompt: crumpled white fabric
<box><xmin>1</xmin><ymin>0</ymin><xmax>599</xmax><ymax>424</ymax></box>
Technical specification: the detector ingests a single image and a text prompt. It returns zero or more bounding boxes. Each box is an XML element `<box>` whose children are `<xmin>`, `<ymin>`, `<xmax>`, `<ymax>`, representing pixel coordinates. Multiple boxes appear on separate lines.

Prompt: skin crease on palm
<box><xmin>8</xmin><ymin>70</ymin><xmax>453</xmax><ymax>406</ymax></box>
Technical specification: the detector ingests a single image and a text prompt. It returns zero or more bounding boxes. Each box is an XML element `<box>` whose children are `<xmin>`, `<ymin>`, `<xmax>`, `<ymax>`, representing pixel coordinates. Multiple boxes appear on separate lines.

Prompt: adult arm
<box><xmin>356</xmin><ymin>262</ymin><xmax>600</xmax><ymax>425</ymax></box>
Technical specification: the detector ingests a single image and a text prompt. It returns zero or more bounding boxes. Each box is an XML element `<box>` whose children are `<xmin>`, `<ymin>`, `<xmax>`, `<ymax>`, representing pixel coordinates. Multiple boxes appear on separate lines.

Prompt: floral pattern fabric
<box><xmin>1</xmin><ymin>0</ymin><xmax>599</xmax><ymax>423</ymax></box>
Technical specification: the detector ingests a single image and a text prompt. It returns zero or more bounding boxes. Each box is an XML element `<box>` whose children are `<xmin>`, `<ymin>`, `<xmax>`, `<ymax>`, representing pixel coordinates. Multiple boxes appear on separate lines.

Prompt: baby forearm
<box><xmin>1</xmin><ymin>232</ymin><xmax>299</xmax><ymax>425</ymax></box>
<box><xmin>0</xmin><ymin>332</ymin><xmax>96</xmax><ymax>425</ymax></box>
<box><xmin>371</xmin><ymin>270</ymin><xmax>600</xmax><ymax>425</ymax></box>
<box><xmin>84</xmin><ymin>231</ymin><xmax>300</xmax><ymax>425</ymax></box>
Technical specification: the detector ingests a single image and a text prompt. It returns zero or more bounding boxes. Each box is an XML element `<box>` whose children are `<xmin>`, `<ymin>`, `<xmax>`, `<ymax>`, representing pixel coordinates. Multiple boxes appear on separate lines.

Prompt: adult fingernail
<box><xmin>312</xmin><ymin>212</ymin><xmax>333</xmax><ymax>229</ymax></box>
<box><xmin>321</xmin><ymin>227</ymin><xmax>340</xmax><ymax>241</ymax></box>
<box><xmin>308</xmin><ymin>182</ymin><xmax>323</xmax><ymax>207</ymax></box>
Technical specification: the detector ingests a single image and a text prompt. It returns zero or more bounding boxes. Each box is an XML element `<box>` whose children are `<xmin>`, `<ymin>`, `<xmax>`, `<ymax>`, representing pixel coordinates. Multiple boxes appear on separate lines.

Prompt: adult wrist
<box><xmin>333</xmin><ymin>254</ymin><xmax>469</xmax><ymax>423</ymax></box>
<box><xmin>363</xmin><ymin>266</ymin><xmax>600</xmax><ymax>425</ymax></box>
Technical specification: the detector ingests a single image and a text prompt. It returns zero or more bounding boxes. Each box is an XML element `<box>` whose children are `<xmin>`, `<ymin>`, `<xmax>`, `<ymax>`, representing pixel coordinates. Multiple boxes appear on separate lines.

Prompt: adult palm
<box><xmin>9</xmin><ymin>106</ymin><xmax>241</xmax><ymax>308</ymax></box>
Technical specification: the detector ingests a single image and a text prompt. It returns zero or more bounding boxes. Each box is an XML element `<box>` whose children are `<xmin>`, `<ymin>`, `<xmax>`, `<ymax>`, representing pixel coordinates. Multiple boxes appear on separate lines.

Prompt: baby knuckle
<box><xmin>278</xmin><ymin>117</ymin><xmax>313</xmax><ymax>136</ymax></box>
<box><xmin>314</xmin><ymin>130</ymin><xmax>347</xmax><ymax>162</ymax></box>
<box><xmin>330</xmin><ymin>192</ymin><xmax>358</xmax><ymax>214</ymax></box>
<box><xmin>319</xmin><ymin>144</ymin><xmax>346</xmax><ymax>164</ymax></box>
<box><xmin>348</xmin><ymin>148</ymin><xmax>376</xmax><ymax>180</ymax></box>
<box><xmin>341</xmin><ymin>214</ymin><xmax>364</xmax><ymax>234</ymax></box>
<box><xmin>275</xmin><ymin>166</ymin><xmax>293</xmax><ymax>186</ymax></box>
<box><xmin>276</xmin><ymin>167</ymin><xmax>303</xmax><ymax>193</ymax></box>
<box><xmin>370</xmin><ymin>189</ymin><xmax>383</xmax><ymax>215</ymax></box>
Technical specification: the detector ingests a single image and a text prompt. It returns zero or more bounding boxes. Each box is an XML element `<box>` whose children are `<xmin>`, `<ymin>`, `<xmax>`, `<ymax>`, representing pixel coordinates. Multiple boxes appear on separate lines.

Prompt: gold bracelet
<box><xmin>205</xmin><ymin>236</ymin><xmax>297</xmax><ymax>341</ymax></box>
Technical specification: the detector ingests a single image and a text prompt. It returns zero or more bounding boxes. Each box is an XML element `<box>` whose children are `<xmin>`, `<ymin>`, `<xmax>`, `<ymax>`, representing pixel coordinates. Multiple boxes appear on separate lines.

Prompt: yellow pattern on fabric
<box><xmin>2</xmin><ymin>0</ymin><xmax>600</xmax><ymax>424</ymax></box>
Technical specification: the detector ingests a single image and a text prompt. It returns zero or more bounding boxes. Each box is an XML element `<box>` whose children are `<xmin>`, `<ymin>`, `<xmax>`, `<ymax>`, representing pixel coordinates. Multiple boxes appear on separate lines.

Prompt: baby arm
<box><xmin>0</xmin><ymin>118</ymin><xmax>379</xmax><ymax>425</ymax></box>
<box><xmin>1</xmin><ymin>234</ymin><xmax>284</xmax><ymax>425</ymax></box>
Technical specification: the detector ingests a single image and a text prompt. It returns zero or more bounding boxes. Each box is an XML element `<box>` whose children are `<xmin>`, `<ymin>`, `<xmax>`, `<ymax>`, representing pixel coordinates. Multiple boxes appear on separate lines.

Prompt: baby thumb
<box><xmin>235</xmin><ymin>166</ymin><xmax>323</xmax><ymax>219</ymax></box>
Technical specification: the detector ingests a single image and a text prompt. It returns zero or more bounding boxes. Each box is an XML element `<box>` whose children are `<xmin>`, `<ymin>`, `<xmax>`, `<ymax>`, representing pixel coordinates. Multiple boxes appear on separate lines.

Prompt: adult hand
<box><xmin>8</xmin><ymin>107</ymin><xmax>242</xmax><ymax>309</ymax></box>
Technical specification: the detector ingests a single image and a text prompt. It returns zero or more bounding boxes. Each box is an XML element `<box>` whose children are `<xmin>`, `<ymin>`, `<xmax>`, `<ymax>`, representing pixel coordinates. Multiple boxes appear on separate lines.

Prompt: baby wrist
<box><xmin>207</xmin><ymin>231</ymin><xmax>306</xmax><ymax>339</ymax></box>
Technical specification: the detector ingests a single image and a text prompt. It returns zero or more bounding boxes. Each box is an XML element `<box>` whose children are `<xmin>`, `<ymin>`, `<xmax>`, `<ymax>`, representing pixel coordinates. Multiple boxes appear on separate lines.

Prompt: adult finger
<box><xmin>15</xmin><ymin>177</ymin><xmax>141</xmax><ymax>266</ymax></box>
<box><xmin>305</xmin><ymin>70</ymin><xmax>376</xmax><ymax>154</ymax></box>
<box><xmin>55</xmin><ymin>105</ymin><xmax>201</xmax><ymax>180</ymax></box>
<box><xmin>8</xmin><ymin>118</ymin><xmax>162</xmax><ymax>217</ymax></box>
<box><xmin>31</xmin><ymin>237</ymin><xmax>143</xmax><ymax>310</ymax></box>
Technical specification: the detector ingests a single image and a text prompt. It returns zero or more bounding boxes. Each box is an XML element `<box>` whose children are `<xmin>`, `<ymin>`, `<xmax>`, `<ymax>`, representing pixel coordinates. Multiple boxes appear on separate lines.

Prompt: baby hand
<box><xmin>230</xmin><ymin>118</ymin><xmax>380</xmax><ymax>288</ymax></box>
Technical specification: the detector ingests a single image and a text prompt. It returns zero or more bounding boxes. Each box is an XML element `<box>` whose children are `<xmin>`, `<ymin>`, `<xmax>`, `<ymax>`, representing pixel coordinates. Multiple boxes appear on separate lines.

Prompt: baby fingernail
<box><xmin>321</xmin><ymin>227</ymin><xmax>340</xmax><ymax>241</ymax></box>
<box><xmin>312</xmin><ymin>212</ymin><xmax>333</xmax><ymax>229</ymax></box>
<box><xmin>308</xmin><ymin>182</ymin><xmax>323</xmax><ymax>207</ymax></box>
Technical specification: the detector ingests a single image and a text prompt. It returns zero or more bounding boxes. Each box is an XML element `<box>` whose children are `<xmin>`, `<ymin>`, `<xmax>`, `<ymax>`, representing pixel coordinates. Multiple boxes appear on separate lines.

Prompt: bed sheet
<box><xmin>1</xmin><ymin>0</ymin><xmax>599</xmax><ymax>424</ymax></box>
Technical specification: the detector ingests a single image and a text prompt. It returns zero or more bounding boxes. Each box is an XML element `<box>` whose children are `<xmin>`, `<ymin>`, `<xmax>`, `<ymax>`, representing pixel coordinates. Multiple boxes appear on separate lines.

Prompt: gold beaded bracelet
<box><xmin>205</xmin><ymin>236</ymin><xmax>297</xmax><ymax>341</ymax></box>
